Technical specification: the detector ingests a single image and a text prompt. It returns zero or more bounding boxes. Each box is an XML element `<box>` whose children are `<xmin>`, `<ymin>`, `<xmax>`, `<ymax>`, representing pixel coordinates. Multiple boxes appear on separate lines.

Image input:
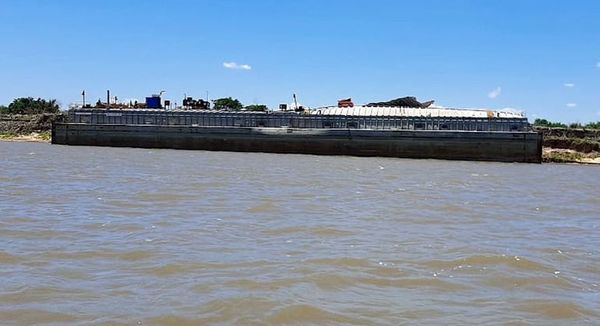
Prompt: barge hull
<box><xmin>52</xmin><ymin>123</ymin><xmax>542</xmax><ymax>163</ymax></box>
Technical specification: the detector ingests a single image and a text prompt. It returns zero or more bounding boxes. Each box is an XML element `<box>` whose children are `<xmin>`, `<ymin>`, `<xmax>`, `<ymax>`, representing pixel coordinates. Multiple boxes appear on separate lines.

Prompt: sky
<box><xmin>1</xmin><ymin>0</ymin><xmax>599</xmax><ymax>122</ymax></box>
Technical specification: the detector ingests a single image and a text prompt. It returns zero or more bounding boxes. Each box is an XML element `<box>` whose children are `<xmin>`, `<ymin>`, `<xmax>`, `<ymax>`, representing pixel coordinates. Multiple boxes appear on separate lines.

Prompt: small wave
<box><xmin>360</xmin><ymin>276</ymin><xmax>468</xmax><ymax>291</ymax></box>
<box><xmin>226</xmin><ymin>278</ymin><xmax>300</xmax><ymax>291</ymax></box>
<box><xmin>42</xmin><ymin>249</ymin><xmax>156</xmax><ymax>262</ymax></box>
<box><xmin>146</xmin><ymin>263</ymin><xmax>206</xmax><ymax>277</ymax></box>
<box><xmin>308</xmin><ymin>273</ymin><xmax>357</xmax><ymax>291</ymax></box>
<box><xmin>262</xmin><ymin>226</ymin><xmax>305</xmax><ymax>236</ymax></box>
<box><xmin>367</xmin><ymin>266</ymin><xmax>409</xmax><ymax>278</ymax></box>
<box><xmin>0</xmin><ymin>251</ymin><xmax>22</xmax><ymax>264</ymax></box>
<box><xmin>266</xmin><ymin>304</ymin><xmax>366</xmax><ymax>325</ymax></box>
<box><xmin>133</xmin><ymin>192</ymin><xmax>197</xmax><ymax>203</ymax></box>
<box><xmin>0</xmin><ymin>228</ymin><xmax>65</xmax><ymax>240</ymax></box>
<box><xmin>82</xmin><ymin>222</ymin><xmax>146</xmax><ymax>233</ymax></box>
<box><xmin>144</xmin><ymin>315</ymin><xmax>210</xmax><ymax>326</ymax></box>
<box><xmin>246</xmin><ymin>200</ymin><xmax>279</xmax><ymax>214</ymax></box>
<box><xmin>482</xmin><ymin>275</ymin><xmax>579</xmax><ymax>291</ymax></box>
<box><xmin>438</xmin><ymin>203</ymin><xmax>472</xmax><ymax>214</ymax></box>
<box><xmin>0</xmin><ymin>286</ymin><xmax>97</xmax><ymax>305</ymax></box>
<box><xmin>0</xmin><ymin>216</ymin><xmax>34</xmax><ymax>224</ymax></box>
<box><xmin>103</xmin><ymin>199</ymin><xmax>145</xmax><ymax>209</ymax></box>
<box><xmin>192</xmin><ymin>297</ymin><xmax>278</xmax><ymax>324</ymax></box>
<box><xmin>143</xmin><ymin>260</ymin><xmax>274</xmax><ymax>277</ymax></box>
<box><xmin>305</xmin><ymin>257</ymin><xmax>372</xmax><ymax>268</ymax></box>
<box><xmin>262</xmin><ymin>226</ymin><xmax>353</xmax><ymax>237</ymax></box>
<box><xmin>423</xmin><ymin>254</ymin><xmax>553</xmax><ymax>272</ymax></box>
<box><xmin>0</xmin><ymin>309</ymin><xmax>84</xmax><ymax>324</ymax></box>
<box><xmin>515</xmin><ymin>300</ymin><xmax>600</xmax><ymax>320</ymax></box>
<box><xmin>310</xmin><ymin>227</ymin><xmax>354</xmax><ymax>237</ymax></box>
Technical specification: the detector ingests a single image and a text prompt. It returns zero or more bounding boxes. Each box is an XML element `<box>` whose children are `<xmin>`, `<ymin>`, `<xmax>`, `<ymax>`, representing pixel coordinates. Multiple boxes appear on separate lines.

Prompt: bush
<box><xmin>584</xmin><ymin>122</ymin><xmax>600</xmax><ymax>129</ymax></box>
<box><xmin>0</xmin><ymin>97</ymin><xmax>60</xmax><ymax>114</ymax></box>
<box><xmin>569</xmin><ymin>122</ymin><xmax>583</xmax><ymax>129</ymax></box>
<box><xmin>245</xmin><ymin>104</ymin><xmax>268</xmax><ymax>112</ymax></box>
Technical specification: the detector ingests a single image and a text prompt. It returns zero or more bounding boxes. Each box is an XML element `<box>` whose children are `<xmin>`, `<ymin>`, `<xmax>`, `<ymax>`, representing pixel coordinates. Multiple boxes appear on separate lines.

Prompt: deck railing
<box><xmin>68</xmin><ymin>109</ymin><xmax>531</xmax><ymax>132</ymax></box>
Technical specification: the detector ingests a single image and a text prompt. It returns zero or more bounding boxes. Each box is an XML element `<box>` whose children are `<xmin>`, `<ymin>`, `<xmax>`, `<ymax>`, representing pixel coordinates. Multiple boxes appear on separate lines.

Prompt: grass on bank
<box><xmin>543</xmin><ymin>148</ymin><xmax>600</xmax><ymax>164</ymax></box>
<box><xmin>0</xmin><ymin>131</ymin><xmax>51</xmax><ymax>142</ymax></box>
<box><xmin>0</xmin><ymin>132</ymin><xmax>19</xmax><ymax>139</ymax></box>
<box><xmin>37</xmin><ymin>131</ymin><xmax>51</xmax><ymax>141</ymax></box>
<box><xmin>543</xmin><ymin>151</ymin><xmax>583</xmax><ymax>163</ymax></box>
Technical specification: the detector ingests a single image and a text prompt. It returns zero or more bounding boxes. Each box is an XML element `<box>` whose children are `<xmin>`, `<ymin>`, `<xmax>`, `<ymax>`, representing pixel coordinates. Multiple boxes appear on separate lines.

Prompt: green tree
<box><xmin>3</xmin><ymin>97</ymin><xmax>60</xmax><ymax>114</ymax></box>
<box><xmin>0</xmin><ymin>105</ymin><xmax>8</xmax><ymax>114</ymax></box>
<box><xmin>244</xmin><ymin>104</ymin><xmax>268</xmax><ymax>112</ymax></box>
<box><xmin>212</xmin><ymin>97</ymin><xmax>243</xmax><ymax>111</ymax></box>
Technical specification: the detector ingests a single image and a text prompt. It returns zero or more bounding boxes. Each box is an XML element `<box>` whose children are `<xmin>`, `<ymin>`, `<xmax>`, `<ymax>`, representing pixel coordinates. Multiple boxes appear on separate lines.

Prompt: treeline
<box><xmin>0</xmin><ymin>97</ymin><xmax>60</xmax><ymax>114</ymax></box>
<box><xmin>0</xmin><ymin>96</ymin><xmax>270</xmax><ymax>113</ymax></box>
<box><xmin>533</xmin><ymin>119</ymin><xmax>600</xmax><ymax>130</ymax></box>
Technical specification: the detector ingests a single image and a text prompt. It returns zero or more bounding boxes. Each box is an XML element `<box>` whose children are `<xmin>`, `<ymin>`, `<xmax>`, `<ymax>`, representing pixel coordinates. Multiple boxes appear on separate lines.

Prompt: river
<box><xmin>1</xmin><ymin>142</ymin><xmax>599</xmax><ymax>325</ymax></box>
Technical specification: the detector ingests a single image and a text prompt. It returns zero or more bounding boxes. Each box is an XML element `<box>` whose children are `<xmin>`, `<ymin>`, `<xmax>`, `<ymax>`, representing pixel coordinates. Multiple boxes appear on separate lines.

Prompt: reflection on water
<box><xmin>1</xmin><ymin>142</ymin><xmax>599</xmax><ymax>324</ymax></box>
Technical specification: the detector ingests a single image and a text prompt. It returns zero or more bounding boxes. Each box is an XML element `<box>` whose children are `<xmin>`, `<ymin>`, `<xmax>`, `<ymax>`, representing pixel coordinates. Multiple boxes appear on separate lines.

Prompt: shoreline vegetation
<box><xmin>0</xmin><ymin>131</ymin><xmax>51</xmax><ymax>142</ymax></box>
<box><xmin>1</xmin><ymin>97</ymin><xmax>599</xmax><ymax>165</ymax></box>
<box><xmin>0</xmin><ymin>97</ymin><xmax>62</xmax><ymax>143</ymax></box>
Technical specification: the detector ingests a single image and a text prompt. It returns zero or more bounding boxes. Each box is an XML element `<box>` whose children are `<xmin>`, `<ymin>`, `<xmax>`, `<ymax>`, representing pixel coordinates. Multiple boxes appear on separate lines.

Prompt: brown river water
<box><xmin>1</xmin><ymin>142</ymin><xmax>599</xmax><ymax>325</ymax></box>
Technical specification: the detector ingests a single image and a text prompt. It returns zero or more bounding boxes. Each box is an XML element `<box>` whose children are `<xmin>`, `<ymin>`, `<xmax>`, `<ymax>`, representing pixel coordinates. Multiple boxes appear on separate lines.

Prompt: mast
<box><xmin>293</xmin><ymin>93</ymin><xmax>298</xmax><ymax>111</ymax></box>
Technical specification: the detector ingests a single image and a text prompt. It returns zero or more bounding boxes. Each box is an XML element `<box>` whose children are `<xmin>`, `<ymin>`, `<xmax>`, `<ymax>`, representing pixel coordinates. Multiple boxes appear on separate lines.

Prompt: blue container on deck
<box><xmin>145</xmin><ymin>96</ymin><xmax>161</xmax><ymax>109</ymax></box>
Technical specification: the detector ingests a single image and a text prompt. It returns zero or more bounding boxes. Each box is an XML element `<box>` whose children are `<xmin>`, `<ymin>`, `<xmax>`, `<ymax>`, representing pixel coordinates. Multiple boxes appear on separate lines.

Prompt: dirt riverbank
<box><xmin>0</xmin><ymin>113</ymin><xmax>63</xmax><ymax>143</ymax></box>
<box><xmin>0</xmin><ymin>113</ymin><xmax>63</xmax><ymax>134</ymax></box>
<box><xmin>536</xmin><ymin>127</ymin><xmax>600</xmax><ymax>164</ymax></box>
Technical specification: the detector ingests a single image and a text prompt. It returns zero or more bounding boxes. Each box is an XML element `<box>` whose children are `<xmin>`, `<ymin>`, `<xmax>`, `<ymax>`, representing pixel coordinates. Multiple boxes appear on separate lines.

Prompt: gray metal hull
<box><xmin>52</xmin><ymin>123</ymin><xmax>543</xmax><ymax>163</ymax></box>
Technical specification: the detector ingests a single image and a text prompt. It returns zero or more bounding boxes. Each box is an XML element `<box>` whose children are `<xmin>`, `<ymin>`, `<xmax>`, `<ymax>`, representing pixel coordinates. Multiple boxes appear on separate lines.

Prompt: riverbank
<box><xmin>0</xmin><ymin>113</ymin><xmax>62</xmax><ymax>143</ymax></box>
<box><xmin>0</xmin><ymin>113</ymin><xmax>62</xmax><ymax>132</ymax></box>
<box><xmin>543</xmin><ymin>148</ymin><xmax>600</xmax><ymax>164</ymax></box>
<box><xmin>536</xmin><ymin>127</ymin><xmax>600</xmax><ymax>164</ymax></box>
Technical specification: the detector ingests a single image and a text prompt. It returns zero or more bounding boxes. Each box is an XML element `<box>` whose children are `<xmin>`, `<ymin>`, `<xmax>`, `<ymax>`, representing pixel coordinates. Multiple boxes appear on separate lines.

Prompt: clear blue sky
<box><xmin>1</xmin><ymin>0</ymin><xmax>599</xmax><ymax>122</ymax></box>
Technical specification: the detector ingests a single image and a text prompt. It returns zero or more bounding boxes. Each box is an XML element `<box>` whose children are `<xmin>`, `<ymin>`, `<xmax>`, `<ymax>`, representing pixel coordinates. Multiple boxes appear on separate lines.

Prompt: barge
<box><xmin>52</xmin><ymin>98</ymin><xmax>542</xmax><ymax>163</ymax></box>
